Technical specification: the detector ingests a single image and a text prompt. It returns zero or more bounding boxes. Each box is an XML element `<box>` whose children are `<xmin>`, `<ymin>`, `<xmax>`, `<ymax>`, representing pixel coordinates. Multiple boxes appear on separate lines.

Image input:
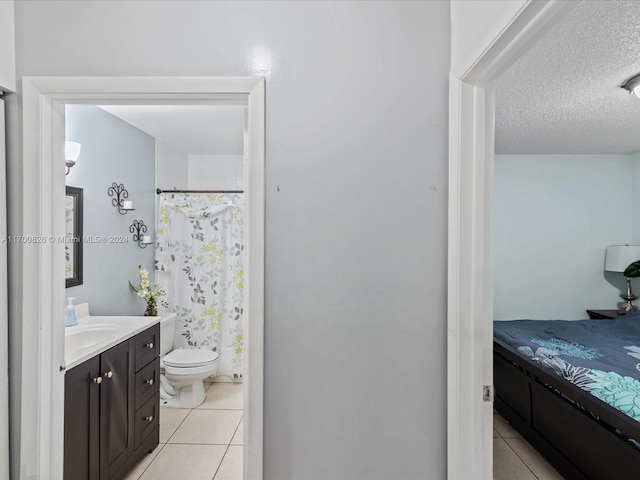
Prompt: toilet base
<box><xmin>160</xmin><ymin>395</ymin><xmax>180</xmax><ymax>408</ymax></box>
<box><xmin>174</xmin><ymin>380</ymin><xmax>207</xmax><ymax>409</ymax></box>
<box><xmin>161</xmin><ymin>372</ymin><xmax>209</xmax><ymax>408</ymax></box>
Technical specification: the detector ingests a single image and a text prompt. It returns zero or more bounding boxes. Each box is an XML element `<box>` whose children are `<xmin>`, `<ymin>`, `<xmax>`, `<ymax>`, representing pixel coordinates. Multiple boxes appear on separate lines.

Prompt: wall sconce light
<box><xmin>130</xmin><ymin>220</ymin><xmax>153</xmax><ymax>248</ymax></box>
<box><xmin>65</xmin><ymin>141</ymin><xmax>81</xmax><ymax>175</ymax></box>
<box><xmin>621</xmin><ymin>73</ymin><xmax>640</xmax><ymax>98</ymax></box>
<box><xmin>107</xmin><ymin>182</ymin><xmax>135</xmax><ymax>214</ymax></box>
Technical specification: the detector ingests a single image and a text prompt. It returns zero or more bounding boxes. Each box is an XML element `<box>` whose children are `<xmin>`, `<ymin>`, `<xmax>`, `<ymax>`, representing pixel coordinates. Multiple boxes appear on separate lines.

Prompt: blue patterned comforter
<box><xmin>494</xmin><ymin>313</ymin><xmax>640</xmax><ymax>423</ymax></box>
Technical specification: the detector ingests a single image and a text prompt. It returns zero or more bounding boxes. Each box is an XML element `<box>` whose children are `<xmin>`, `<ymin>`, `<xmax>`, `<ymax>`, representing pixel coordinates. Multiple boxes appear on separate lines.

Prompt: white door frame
<box><xmin>20</xmin><ymin>76</ymin><xmax>265</xmax><ymax>480</ymax></box>
<box><xmin>0</xmin><ymin>97</ymin><xmax>9</xmax><ymax>480</ymax></box>
<box><xmin>447</xmin><ymin>1</ymin><xmax>578</xmax><ymax>479</ymax></box>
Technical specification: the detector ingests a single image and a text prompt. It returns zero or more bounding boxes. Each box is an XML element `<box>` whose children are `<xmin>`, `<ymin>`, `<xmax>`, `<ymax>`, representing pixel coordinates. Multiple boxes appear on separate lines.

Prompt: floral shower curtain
<box><xmin>156</xmin><ymin>192</ymin><xmax>244</xmax><ymax>379</ymax></box>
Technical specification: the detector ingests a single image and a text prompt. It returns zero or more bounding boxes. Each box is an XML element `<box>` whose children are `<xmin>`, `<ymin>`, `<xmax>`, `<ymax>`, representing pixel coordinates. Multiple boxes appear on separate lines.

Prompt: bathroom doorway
<box><xmin>20</xmin><ymin>77</ymin><xmax>264</xmax><ymax>480</ymax></box>
<box><xmin>64</xmin><ymin>102</ymin><xmax>248</xmax><ymax>477</ymax></box>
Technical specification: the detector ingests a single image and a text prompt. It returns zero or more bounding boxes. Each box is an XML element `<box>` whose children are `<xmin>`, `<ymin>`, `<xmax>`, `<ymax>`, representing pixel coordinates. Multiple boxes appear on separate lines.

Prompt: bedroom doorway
<box><xmin>490</xmin><ymin>2</ymin><xmax>640</xmax><ymax>478</ymax></box>
<box><xmin>447</xmin><ymin>2</ymin><xmax>577</xmax><ymax>479</ymax></box>
<box><xmin>20</xmin><ymin>77</ymin><xmax>264</xmax><ymax>480</ymax></box>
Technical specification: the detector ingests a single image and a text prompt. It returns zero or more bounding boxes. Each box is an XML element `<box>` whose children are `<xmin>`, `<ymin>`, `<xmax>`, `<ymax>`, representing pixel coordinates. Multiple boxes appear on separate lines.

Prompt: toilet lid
<box><xmin>163</xmin><ymin>348</ymin><xmax>219</xmax><ymax>367</ymax></box>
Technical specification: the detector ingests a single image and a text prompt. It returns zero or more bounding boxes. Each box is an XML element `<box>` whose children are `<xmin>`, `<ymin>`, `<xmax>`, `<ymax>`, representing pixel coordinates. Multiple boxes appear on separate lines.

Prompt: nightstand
<box><xmin>586</xmin><ymin>309</ymin><xmax>619</xmax><ymax>320</ymax></box>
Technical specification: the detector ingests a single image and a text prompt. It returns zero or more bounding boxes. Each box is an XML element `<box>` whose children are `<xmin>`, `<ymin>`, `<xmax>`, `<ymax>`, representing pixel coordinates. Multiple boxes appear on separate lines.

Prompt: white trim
<box><xmin>447</xmin><ymin>2</ymin><xmax>578</xmax><ymax>479</ymax></box>
<box><xmin>0</xmin><ymin>98</ymin><xmax>9</xmax><ymax>480</ymax></box>
<box><xmin>244</xmin><ymin>78</ymin><xmax>265</xmax><ymax>480</ymax></box>
<box><xmin>21</xmin><ymin>76</ymin><xmax>265</xmax><ymax>480</ymax></box>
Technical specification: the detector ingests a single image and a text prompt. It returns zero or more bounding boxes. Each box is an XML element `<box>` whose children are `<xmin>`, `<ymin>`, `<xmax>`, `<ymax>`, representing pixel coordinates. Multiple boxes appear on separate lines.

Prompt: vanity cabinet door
<box><xmin>64</xmin><ymin>325</ymin><xmax>159</xmax><ymax>480</ymax></box>
<box><xmin>99</xmin><ymin>339</ymin><xmax>134</xmax><ymax>479</ymax></box>
<box><xmin>64</xmin><ymin>355</ymin><xmax>100</xmax><ymax>480</ymax></box>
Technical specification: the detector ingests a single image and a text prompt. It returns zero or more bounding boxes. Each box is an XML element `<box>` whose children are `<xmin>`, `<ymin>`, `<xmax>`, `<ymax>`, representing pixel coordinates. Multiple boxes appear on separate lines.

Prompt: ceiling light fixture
<box><xmin>621</xmin><ymin>73</ymin><xmax>640</xmax><ymax>98</ymax></box>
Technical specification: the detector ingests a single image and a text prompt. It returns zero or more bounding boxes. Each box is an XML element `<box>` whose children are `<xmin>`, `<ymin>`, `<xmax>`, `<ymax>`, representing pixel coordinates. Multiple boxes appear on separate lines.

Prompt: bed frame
<box><xmin>494</xmin><ymin>339</ymin><xmax>640</xmax><ymax>480</ymax></box>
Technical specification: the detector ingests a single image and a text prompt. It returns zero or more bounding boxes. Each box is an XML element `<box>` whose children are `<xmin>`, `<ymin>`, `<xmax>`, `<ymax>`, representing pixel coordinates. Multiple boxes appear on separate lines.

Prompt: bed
<box><xmin>493</xmin><ymin>313</ymin><xmax>640</xmax><ymax>480</ymax></box>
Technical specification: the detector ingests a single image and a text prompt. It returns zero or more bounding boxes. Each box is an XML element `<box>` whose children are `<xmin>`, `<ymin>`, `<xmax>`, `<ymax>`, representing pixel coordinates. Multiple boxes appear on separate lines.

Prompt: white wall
<box><xmin>494</xmin><ymin>154</ymin><xmax>636</xmax><ymax>320</ymax></box>
<box><xmin>187</xmin><ymin>154</ymin><xmax>243</xmax><ymax>191</ymax></box>
<box><xmin>156</xmin><ymin>140</ymin><xmax>188</xmax><ymax>190</ymax></box>
<box><xmin>450</xmin><ymin>0</ymin><xmax>528</xmax><ymax>74</ymax></box>
<box><xmin>0</xmin><ymin>0</ymin><xmax>15</xmax><ymax>92</ymax></box>
<box><xmin>66</xmin><ymin>105</ymin><xmax>156</xmax><ymax>315</ymax></box>
<box><xmin>632</xmin><ymin>152</ymin><xmax>640</xmax><ymax>244</ymax></box>
<box><xmin>10</xmin><ymin>2</ymin><xmax>450</xmax><ymax>479</ymax></box>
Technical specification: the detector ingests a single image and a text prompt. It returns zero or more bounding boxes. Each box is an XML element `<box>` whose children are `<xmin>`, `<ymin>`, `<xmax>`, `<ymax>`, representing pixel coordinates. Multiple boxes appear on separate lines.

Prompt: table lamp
<box><xmin>605</xmin><ymin>245</ymin><xmax>640</xmax><ymax>314</ymax></box>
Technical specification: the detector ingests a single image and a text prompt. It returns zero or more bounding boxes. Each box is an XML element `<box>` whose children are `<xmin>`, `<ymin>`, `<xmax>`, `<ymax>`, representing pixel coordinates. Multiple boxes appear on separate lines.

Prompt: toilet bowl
<box><xmin>160</xmin><ymin>313</ymin><xmax>220</xmax><ymax>408</ymax></box>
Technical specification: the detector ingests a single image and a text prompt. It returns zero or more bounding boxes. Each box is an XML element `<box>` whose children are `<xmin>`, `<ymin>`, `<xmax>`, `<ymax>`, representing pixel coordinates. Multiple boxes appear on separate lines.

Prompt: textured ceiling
<box><xmin>99</xmin><ymin>105</ymin><xmax>245</xmax><ymax>155</ymax></box>
<box><xmin>495</xmin><ymin>1</ymin><xmax>640</xmax><ymax>154</ymax></box>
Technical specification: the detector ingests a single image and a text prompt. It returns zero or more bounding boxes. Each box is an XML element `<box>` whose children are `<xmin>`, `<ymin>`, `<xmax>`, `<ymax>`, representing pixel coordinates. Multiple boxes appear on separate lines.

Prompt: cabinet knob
<box><xmin>145</xmin><ymin>378</ymin><xmax>154</xmax><ymax>385</ymax></box>
<box><xmin>145</xmin><ymin>342</ymin><xmax>154</xmax><ymax>349</ymax></box>
<box><xmin>92</xmin><ymin>376</ymin><xmax>102</xmax><ymax>384</ymax></box>
<box><xmin>104</xmin><ymin>371</ymin><xmax>113</xmax><ymax>379</ymax></box>
<box><xmin>144</xmin><ymin>415</ymin><xmax>154</xmax><ymax>422</ymax></box>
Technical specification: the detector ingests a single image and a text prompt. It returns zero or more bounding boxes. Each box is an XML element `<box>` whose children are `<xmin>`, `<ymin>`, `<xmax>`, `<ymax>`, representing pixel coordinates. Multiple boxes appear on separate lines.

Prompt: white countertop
<box><xmin>65</xmin><ymin>315</ymin><xmax>160</xmax><ymax>370</ymax></box>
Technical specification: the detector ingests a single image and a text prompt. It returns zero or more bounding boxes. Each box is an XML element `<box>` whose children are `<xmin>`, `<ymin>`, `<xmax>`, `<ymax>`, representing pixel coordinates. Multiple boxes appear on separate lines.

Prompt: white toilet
<box><xmin>160</xmin><ymin>313</ymin><xmax>220</xmax><ymax>408</ymax></box>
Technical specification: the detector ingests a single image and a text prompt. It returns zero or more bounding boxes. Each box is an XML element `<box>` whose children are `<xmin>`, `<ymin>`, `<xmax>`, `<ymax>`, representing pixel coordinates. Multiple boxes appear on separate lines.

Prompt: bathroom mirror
<box><xmin>65</xmin><ymin>186</ymin><xmax>83</xmax><ymax>287</ymax></box>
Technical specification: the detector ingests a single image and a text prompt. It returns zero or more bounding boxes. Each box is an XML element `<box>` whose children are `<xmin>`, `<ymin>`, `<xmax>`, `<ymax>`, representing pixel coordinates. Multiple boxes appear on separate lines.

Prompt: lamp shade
<box><xmin>65</xmin><ymin>141</ymin><xmax>81</xmax><ymax>162</ymax></box>
<box><xmin>605</xmin><ymin>245</ymin><xmax>640</xmax><ymax>273</ymax></box>
<box><xmin>622</xmin><ymin>73</ymin><xmax>640</xmax><ymax>99</ymax></box>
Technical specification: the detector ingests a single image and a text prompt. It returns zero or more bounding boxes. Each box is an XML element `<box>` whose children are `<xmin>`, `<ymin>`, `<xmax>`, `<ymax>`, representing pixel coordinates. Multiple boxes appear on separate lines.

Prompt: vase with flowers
<box><xmin>129</xmin><ymin>265</ymin><xmax>168</xmax><ymax>316</ymax></box>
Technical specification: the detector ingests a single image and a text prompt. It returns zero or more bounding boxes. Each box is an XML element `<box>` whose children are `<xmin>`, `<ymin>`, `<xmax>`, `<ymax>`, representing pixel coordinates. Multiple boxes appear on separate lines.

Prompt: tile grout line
<box><xmin>495</xmin><ymin>416</ymin><xmax>566</xmax><ymax>480</ymax></box>
<box><xmin>211</xmin><ymin>406</ymin><xmax>243</xmax><ymax>479</ymax></box>
<box><xmin>137</xmin><ymin>406</ymin><xmax>194</xmax><ymax>477</ymax></box>
<box><xmin>143</xmin><ymin>383</ymin><xmax>243</xmax><ymax>478</ymax></box>
<box><xmin>164</xmin><ymin>407</ymin><xmax>194</xmax><ymax>444</ymax></box>
<box><xmin>230</xmin><ymin>415</ymin><xmax>243</xmax><ymax>446</ymax></box>
<box><xmin>211</xmin><ymin>444</ymin><xmax>231</xmax><ymax>480</ymax></box>
<box><xmin>198</xmin><ymin>407</ymin><xmax>244</xmax><ymax>411</ymax></box>
<box><xmin>503</xmin><ymin>437</ymin><xmax>542</xmax><ymax>480</ymax></box>
<box><xmin>164</xmin><ymin>442</ymin><xmax>238</xmax><ymax>446</ymax></box>
<box><xmin>494</xmin><ymin>413</ymin><xmax>546</xmax><ymax>480</ymax></box>
<box><xmin>132</xmin><ymin>443</ymin><xmax>167</xmax><ymax>480</ymax></box>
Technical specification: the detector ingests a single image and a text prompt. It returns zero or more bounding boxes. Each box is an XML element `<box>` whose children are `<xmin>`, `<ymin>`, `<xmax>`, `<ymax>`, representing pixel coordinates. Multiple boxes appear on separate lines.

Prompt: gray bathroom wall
<box><xmin>65</xmin><ymin>105</ymin><xmax>156</xmax><ymax>316</ymax></box>
<box><xmin>9</xmin><ymin>2</ymin><xmax>450</xmax><ymax>478</ymax></box>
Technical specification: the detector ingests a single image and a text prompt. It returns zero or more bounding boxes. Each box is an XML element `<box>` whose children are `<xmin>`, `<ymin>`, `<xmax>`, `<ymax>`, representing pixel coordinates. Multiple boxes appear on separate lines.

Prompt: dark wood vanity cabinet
<box><xmin>63</xmin><ymin>355</ymin><xmax>100</xmax><ymax>480</ymax></box>
<box><xmin>64</xmin><ymin>323</ymin><xmax>160</xmax><ymax>480</ymax></box>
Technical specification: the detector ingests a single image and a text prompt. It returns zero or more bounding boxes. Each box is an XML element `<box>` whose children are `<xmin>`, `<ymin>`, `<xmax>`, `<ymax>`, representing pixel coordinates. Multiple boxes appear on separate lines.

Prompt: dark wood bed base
<box><xmin>494</xmin><ymin>339</ymin><xmax>640</xmax><ymax>480</ymax></box>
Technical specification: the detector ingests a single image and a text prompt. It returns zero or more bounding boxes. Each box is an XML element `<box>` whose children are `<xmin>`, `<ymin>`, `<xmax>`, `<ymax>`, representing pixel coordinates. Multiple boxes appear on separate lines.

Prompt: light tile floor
<box><xmin>124</xmin><ymin>382</ymin><xmax>243</xmax><ymax>480</ymax></box>
<box><xmin>494</xmin><ymin>412</ymin><xmax>565</xmax><ymax>480</ymax></box>
<box><xmin>124</xmin><ymin>391</ymin><xmax>560</xmax><ymax>479</ymax></box>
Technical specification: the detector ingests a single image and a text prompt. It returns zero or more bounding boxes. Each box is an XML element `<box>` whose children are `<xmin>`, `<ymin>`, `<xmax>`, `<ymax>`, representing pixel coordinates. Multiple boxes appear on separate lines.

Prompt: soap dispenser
<box><xmin>65</xmin><ymin>297</ymin><xmax>78</xmax><ymax>327</ymax></box>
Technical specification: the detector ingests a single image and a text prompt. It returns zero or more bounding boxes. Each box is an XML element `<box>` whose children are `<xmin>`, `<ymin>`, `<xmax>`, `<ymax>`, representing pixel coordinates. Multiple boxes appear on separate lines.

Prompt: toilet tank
<box><xmin>159</xmin><ymin>313</ymin><xmax>177</xmax><ymax>356</ymax></box>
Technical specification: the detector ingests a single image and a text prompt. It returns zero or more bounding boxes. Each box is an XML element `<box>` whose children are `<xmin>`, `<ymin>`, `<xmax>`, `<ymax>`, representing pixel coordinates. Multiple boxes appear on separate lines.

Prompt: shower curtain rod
<box><xmin>156</xmin><ymin>188</ymin><xmax>244</xmax><ymax>194</ymax></box>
